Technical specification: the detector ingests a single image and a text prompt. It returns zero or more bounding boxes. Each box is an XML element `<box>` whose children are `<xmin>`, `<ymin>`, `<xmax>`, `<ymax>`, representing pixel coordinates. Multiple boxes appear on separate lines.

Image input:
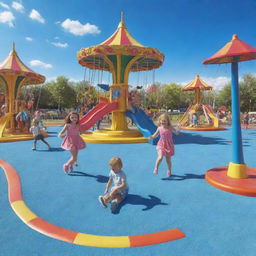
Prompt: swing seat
<box><xmin>97</xmin><ymin>84</ymin><xmax>110</xmax><ymax>91</ymax></box>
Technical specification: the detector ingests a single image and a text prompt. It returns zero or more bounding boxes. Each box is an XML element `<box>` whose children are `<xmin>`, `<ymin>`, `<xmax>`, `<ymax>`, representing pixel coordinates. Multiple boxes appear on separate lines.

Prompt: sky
<box><xmin>0</xmin><ymin>0</ymin><xmax>256</xmax><ymax>90</ymax></box>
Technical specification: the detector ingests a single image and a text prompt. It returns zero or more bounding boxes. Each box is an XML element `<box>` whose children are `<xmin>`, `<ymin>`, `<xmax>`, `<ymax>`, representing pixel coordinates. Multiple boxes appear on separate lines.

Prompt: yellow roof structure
<box><xmin>0</xmin><ymin>44</ymin><xmax>45</xmax><ymax>85</ymax></box>
<box><xmin>182</xmin><ymin>75</ymin><xmax>212</xmax><ymax>91</ymax></box>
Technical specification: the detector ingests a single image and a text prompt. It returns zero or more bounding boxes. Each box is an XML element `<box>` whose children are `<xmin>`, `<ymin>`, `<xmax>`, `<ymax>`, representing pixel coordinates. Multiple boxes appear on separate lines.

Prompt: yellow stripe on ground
<box><xmin>11</xmin><ymin>200</ymin><xmax>38</xmax><ymax>223</ymax></box>
<box><xmin>74</xmin><ymin>233</ymin><xmax>130</xmax><ymax>248</ymax></box>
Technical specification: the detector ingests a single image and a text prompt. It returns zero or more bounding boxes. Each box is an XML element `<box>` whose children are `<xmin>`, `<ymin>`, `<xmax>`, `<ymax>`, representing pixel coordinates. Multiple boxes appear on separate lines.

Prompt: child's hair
<box><xmin>32</xmin><ymin>118</ymin><xmax>39</xmax><ymax>126</ymax></box>
<box><xmin>157</xmin><ymin>113</ymin><xmax>171</xmax><ymax>127</ymax></box>
<box><xmin>109</xmin><ymin>157</ymin><xmax>123</xmax><ymax>168</ymax></box>
<box><xmin>65</xmin><ymin>111</ymin><xmax>80</xmax><ymax>124</ymax></box>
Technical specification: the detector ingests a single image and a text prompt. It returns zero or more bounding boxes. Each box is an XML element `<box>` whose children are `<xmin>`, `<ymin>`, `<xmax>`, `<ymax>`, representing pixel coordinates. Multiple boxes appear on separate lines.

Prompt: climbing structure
<box><xmin>0</xmin><ymin>44</ymin><xmax>45</xmax><ymax>142</ymax></box>
<box><xmin>77</xmin><ymin>13</ymin><xmax>164</xmax><ymax>143</ymax></box>
<box><xmin>179</xmin><ymin>75</ymin><xmax>225</xmax><ymax>131</ymax></box>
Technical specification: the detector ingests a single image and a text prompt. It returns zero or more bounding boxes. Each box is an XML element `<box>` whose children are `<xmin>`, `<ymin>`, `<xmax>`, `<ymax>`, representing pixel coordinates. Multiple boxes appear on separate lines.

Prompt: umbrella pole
<box><xmin>227</xmin><ymin>62</ymin><xmax>247</xmax><ymax>178</ymax></box>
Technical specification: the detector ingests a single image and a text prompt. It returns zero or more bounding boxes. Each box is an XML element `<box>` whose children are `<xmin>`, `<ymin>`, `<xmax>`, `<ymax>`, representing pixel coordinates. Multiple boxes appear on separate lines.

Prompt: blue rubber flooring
<box><xmin>0</xmin><ymin>126</ymin><xmax>256</xmax><ymax>256</ymax></box>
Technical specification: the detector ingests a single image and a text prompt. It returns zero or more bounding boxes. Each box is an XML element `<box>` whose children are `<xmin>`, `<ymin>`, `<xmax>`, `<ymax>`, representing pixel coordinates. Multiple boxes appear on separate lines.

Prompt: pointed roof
<box><xmin>203</xmin><ymin>34</ymin><xmax>256</xmax><ymax>64</ymax></box>
<box><xmin>77</xmin><ymin>13</ymin><xmax>164</xmax><ymax>71</ymax></box>
<box><xmin>0</xmin><ymin>44</ymin><xmax>45</xmax><ymax>85</ymax></box>
<box><xmin>182</xmin><ymin>75</ymin><xmax>212</xmax><ymax>91</ymax></box>
<box><xmin>100</xmin><ymin>13</ymin><xmax>143</xmax><ymax>47</ymax></box>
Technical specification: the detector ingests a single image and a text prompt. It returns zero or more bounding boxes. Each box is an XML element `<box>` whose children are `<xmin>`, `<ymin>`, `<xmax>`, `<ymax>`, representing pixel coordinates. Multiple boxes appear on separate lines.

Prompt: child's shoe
<box><xmin>153</xmin><ymin>169</ymin><xmax>158</xmax><ymax>174</ymax></box>
<box><xmin>166</xmin><ymin>170</ymin><xmax>171</xmax><ymax>177</ymax></box>
<box><xmin>98</xmin><ymin>196</ymin><xmax>107</xmax><ymax>208</ymax></box>
<box><xmin>111</xmin><ymin>199</ymin><xmax>119</xmax><ymax>213</ymax></box>
<box><xmin>63</xmin><ymin>164</ymin><xmax>69</xmax><ymax>174</ymax></box>
<box><xmin>69</xmin><ymin>165</ymin><xmax>73</xmax><ymax>173</ymax></box>
<box><xmin>32</xmin><ymin>148</ymin><xmax>36</xmax><ymax>151</ymax></box>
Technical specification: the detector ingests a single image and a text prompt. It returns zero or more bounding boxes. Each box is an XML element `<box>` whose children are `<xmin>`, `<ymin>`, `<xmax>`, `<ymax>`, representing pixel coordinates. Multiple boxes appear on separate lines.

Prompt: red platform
<box><xmin>205</xmin><ymin>166</ymin><xmax>256</xmax><ymax>197</ymax></box>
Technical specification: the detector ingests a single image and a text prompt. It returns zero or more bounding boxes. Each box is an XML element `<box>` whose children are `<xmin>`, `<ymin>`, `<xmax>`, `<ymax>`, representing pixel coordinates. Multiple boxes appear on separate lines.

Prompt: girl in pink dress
<box><xmin>58</xmin><ymin>111</ymin><xmax>86</xmax><ymax>173</ymax></box>
<box><xmin>148</xmin><ymin>113</ymin><xmax>179</xmax><ymax>177</ymax></box>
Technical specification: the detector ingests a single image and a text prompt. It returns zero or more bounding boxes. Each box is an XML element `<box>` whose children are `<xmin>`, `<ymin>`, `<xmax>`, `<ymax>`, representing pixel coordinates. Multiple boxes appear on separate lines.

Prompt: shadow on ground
<box><xmin>112</xmin><ymin>194</ymin><xmax>168</xmax><ymax>214</ymax></box>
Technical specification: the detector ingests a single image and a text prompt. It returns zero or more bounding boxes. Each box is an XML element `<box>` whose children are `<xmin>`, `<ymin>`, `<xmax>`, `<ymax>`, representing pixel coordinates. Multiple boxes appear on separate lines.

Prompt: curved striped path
<box><xmin>0</xmin><ymin>160</ymin><xmax>185</xmax><ymax>248</ymax></box>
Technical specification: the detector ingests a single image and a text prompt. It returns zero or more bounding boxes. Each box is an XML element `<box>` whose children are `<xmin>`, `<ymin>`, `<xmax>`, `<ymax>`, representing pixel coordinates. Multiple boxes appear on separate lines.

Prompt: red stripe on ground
<box><xmin>28</xmin><ymin>218</ymin><xmax>78</xmax><ymax>243</ymax></box>
<box><xmin>0</xmin><ymin>160</ymin><xmax>23</xmax><ymax>203</ymax></box>
<box><xmin>129</xmin><ymin>228</ymin><xmax>185</xmax><ymax>247</ymax></box>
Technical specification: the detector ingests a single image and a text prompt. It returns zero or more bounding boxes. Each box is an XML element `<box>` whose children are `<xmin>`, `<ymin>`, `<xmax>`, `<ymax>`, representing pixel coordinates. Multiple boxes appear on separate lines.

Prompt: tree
<box><xmin>162</xmin><ymin>83</ymin><xmax>182</xmax><ymax>110</ymax></box>
<box><xmin>239</xmin><ymin>73</ymin><xmax>256</xmax><ymax>112</ymax></box>
<box><xmin>46</xmin><ymin>76</ymin><xmax>76</xmax><ymax>109</ymax></box>
<box><xmin>215</xmin><ymin>84</ymin><xmax>231</xmax><ymax>110</ymax></box>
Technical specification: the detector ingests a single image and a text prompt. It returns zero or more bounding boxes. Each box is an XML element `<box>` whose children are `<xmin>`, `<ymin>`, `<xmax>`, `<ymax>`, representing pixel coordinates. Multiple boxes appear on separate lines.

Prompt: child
<box><xmin>192</xmin><ymin>113</ymin><xmax>198</xmax><ymax>127</ymax></box>
<box><xmin>58</xmin><ymin>111</ymin><xmax>86</xmax><ymax>173</ymax></box>
<box><xmin>243</xmin><ymin>112</ymin><xmax>249</xmax><ymax>129</ymax></box>
<box><xmin>98</xmin><ymin>157</ymin><xmax>128</xmax><ymax>212</ymax></box>
<box><xmin>34</xmin><ymin>110</ymin><xmax>45</xmax><ymax>129</ymax></box>
<box><xmin>148</xmin><ymin>113</ymin><xmax>179</xmax><ymax>177</ymax></box>
<box><xmin>29</xmin><ymin>119</ymin><xmax>51</xmax><ymax>151</ymax></box>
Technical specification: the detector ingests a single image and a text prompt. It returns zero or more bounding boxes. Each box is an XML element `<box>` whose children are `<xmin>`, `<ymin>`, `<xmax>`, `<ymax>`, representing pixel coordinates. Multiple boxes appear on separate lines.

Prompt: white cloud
<box><xmin>201</xmin><ymin>76</ymin><xmax>230</xmax><ymax>90</ymax></box>
<box><xmin>0</xmin><ymin>2</ymin><xmax>9</xmax><ymax>9</ymax></box>
<box><xmin>29</xmin><ymin>9</ymin><xmax>45</xmax><ymax>23</ymax></box>
<box><xmin>61</xmin><ymin>18</ymin><xmax>100</xmax><ymax>36</ymax></box>
<box><xmin>25</xmin><ymin>37</ymin><xmax>33</xmax><ymax>41</ymax></box>
<box><xmin>54</xmin><ymin>36</ymin><xmax>59</xmax><ymax>40</ymax></box>
<box><xmin>51</xmin><ymin>42</ymin><xmax>68</xmax><ymax>48</ymax></box>
<box><xmin>12</xmin><ymin>1</ymin><xmax>24</xmax><ymax>12</ymax></box>
<box><xmin>29</xmin><ymin>60</ymin><xmax>52</xmax><ymax>69</ymax></box>
<box><xmin>0</xmin><ymin>11</ymin><xmax>14</xmax><ymax>27</ymax></box>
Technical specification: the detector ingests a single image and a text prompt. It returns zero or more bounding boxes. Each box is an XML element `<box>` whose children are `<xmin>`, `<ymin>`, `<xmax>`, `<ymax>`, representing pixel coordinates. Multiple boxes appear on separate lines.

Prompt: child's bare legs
<box><xmin>41</xmin><ymin>138</ymin><xmax>51</xmax><ymax>149</ymax></box>
<box><xmin>165</xmin><ymin>156</ymin><xmax>172</xmax><ymax>177</ymax></box>
<box><xmin>104</xmin><ymin>191</ymin><xmax>122</xmax><ymax>204</ymax></box>
<box><xmin>66</xmin><ymin>149</ymin><xmax>78</xmax><ymax>167</ymax></box>
<box><xmin>154</xmin><ymin>155</ymin><xmax>163</xmax><ymax>174</ymax></box>
<box><xmin>32</xmin><ymin>140</ymin><xmax>37</xmax><ymax>150</ymax></box>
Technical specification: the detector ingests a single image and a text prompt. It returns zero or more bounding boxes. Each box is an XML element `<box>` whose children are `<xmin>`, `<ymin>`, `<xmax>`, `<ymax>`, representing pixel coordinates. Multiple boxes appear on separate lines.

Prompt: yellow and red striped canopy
<box><xmin>182</xmin><ymin>75</ymin><xmax>212</xmax><ymax>91</ymax></box>
<box><xmin>0</xmin><ymin>45</ymin><xmax>45</xmax><ymax>85</ymax></box>
<box><xmin>203</xmin><ymin>34</ymin><xmax>256</xmax><ymax>64</ymax></box>
<box><xmin>77</xmin><ymin>14</ymin><xmax>164</xmax><ymax>72</ymax></box>
<box><xmin>100</xmin><ymin>18</ymin><xmax>143</xmax><ymax>47</ymax></box>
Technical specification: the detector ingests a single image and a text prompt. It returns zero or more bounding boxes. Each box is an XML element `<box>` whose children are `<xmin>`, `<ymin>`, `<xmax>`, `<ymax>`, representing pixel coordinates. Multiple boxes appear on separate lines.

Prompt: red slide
<box><xmin>80</xmin><ymin>102</ymin><xmax>118</xmax><ymax>131</ymax></box>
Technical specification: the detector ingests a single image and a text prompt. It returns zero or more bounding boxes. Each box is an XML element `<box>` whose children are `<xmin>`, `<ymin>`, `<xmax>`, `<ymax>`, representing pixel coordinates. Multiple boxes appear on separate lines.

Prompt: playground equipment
<box><xmin>203</xmin><ymin>34</ymin><xmax>256</xmax><ymax>196</ymax></box>
<box><xmin>0</xmin><ymin>44</ymin><xmax>45</xmax><ymax>142</ymax></box>
<box><xmin>179</xmin><ymin>75</ymin><xmax>225</xmax><ymax>131</ymax></box>
<box><xmin>77</xmin><ymin>13</ymin><xmax>164</xmax><ymax>144</ymax></box>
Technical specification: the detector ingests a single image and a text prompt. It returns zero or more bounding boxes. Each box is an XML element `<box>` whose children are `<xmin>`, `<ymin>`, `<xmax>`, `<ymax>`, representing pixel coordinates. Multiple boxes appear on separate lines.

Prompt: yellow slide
<box><xmin>204</xmin><ymin>105</ymin><xmax>219</xmax><ymax>127</ymax></box>
<box><xmin>0</xmin><ymin>113</ymin><xmax>12</xmax><ymax>137</ymax></box>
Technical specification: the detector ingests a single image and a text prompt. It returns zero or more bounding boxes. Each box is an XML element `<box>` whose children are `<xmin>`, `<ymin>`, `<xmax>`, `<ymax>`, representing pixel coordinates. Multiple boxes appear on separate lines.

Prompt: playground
<box><xmin>0</xmin><ymin>127</ymin><xmax>256</xmax><ymax>256</ymax></box>
<box><xmin>1</xmin><ymin>11</ymin><xmax>256</xmax><ymax>256</ymax></box>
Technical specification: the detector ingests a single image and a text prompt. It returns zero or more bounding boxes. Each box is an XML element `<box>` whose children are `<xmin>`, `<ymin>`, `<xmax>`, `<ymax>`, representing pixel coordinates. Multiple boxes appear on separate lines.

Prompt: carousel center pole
<box><xmin>227</xmin><ymin>61</ymin><xmax>247</xmax><ymax>178</ymax></box>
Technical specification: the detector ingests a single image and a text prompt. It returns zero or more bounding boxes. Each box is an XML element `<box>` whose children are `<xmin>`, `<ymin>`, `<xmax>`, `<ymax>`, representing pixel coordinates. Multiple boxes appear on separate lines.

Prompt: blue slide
<box><xmin>125</xmin><ymin>106</ymin><xmax>159</xmax><ymax>145</ymax></box>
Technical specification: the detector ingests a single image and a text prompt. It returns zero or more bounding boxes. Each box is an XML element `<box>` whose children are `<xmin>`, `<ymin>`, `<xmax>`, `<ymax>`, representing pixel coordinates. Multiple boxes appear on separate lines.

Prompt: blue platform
<box><xmin>0</xmin><ymin>126</ymin><xmax>256</xmax><ymax>256</ymax></box>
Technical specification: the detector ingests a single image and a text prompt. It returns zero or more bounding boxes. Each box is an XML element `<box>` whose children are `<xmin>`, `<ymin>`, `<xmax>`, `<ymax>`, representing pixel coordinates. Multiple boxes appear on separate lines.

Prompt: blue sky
<box><xmin>0</xmin><ymin>0</ymin><xmax>256</xmax><ymax>89</ymax></box>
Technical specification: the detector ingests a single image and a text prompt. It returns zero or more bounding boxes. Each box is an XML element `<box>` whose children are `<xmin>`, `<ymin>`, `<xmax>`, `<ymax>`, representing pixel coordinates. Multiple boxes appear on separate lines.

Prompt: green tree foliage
<box><xmin>162</xmin><ymin>83</ymin><xmax>182</xmax><ymax>110</ymax></box>
<box><xmin>46</xmin><ymin>76</ymin><xmax>76</xmax><ymax>109</ymax></box>
<box><xmin>215</xmin><ymin>84</ymin><xmax>231</xmax><ymax>109</ymax></box>
<box><xmin>239</xmin><ymin>73</ymin><xmax>256</xmax><ymax>112</ymax></box>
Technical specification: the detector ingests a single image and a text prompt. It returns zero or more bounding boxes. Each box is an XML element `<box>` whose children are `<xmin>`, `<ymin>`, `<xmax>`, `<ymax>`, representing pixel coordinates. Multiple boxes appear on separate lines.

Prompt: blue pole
<box><xmin>231</xmin><ymin>62</ymin><xmax>244</xmax><ymax>164</ymax></box>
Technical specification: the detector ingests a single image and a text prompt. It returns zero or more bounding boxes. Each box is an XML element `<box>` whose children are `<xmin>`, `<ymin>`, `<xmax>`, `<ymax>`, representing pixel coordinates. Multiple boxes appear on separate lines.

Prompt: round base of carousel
<box><xmin>0</xmin><ymin>130</ymin><xmax>49</xmax><ymax>142</ymax></box>
<box><xmin>205</xmin><ymin>166</ymin><xmax>256</xmax><ymax>197</ymax></box>
<box><xmin>0</xmin><ymin>132</ymin><xmax>34</xmax><ymax>142</ymax></box>
<box><xmin>180</xmin><ymin>126</ymin><xmax>226</xmax><ymax>131</ymax></box>
<box><xmin>81</xmin><ymin>128</ymin><xmax>148</xmax><ymax>144</ymax></box>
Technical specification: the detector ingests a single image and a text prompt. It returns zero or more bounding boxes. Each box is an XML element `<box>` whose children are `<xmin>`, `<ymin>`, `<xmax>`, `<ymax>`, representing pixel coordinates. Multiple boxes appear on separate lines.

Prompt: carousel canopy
<box><xmin>203</xmin><ymin>34</ymin><xmax>256</xmax><ymax>64</ymax></box>
<box><xmin>0</xmin><ymin>44</ymin><xmax>45</xmax><ymax>85</ymax></box>
<box><xmin>182</xmin><ymin>75</ymin><xmax>212</xmax><ymax>91</ymax></box>
<box><xmin>77</xmin><ymin>14</ymin><xmax>164</xmax><ymax>72</ymax></box>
